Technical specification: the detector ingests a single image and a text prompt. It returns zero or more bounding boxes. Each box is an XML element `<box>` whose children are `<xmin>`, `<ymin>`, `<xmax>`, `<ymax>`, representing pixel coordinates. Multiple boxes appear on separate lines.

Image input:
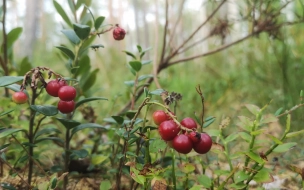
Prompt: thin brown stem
<box><xmin>166</xmin><ymin>0</ymin><xmax>227</xmax><ymax>62</ymax></box>
<box><xmin>168</xmin><ymin>32</ymin><xmax>255</xmax><ymax>66</ymax></box>
<box><xmin>2</xmin><ymin>0</ymin><xmax>9</xmax><ymax>97</ymax></box>
<box><xmin>159</xmin><ymin>0</ymin><xmax>169</xmax><ymax>64</ymax></box>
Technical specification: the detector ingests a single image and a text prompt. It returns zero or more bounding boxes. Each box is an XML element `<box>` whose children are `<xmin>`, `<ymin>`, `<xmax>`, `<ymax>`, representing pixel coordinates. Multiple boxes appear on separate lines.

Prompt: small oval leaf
<box><xmin>56</xmin><ymin>118</ymin><xmax>81</xmax><ymax>130</ymax></box>
<box><xmin>56</xmin><ymin>46</ymin><xmax>75</xmax><ymax>60</ymax></box>
<box><xmin>0</xmin><ymin>128</ymin><xmax>26</xmax><ymax>138</ymax></box>
<box><xmin>75</xmin><ymin>97</ymin><xmax>108</xmax><ymax>109</ymax></box>
<box><xmin>0</xmin><ymin>76</ymin><xmax>23</xmax><ymax>87</ymax></box>
<box><xmin>61</xmin><ymin>29</ymin><xmax>80</xmax><ymax>44</ymax></box>
<box><xmin>94</xmin><ymin>16</ymin><xmax>105</xmax><ymax>30</ymax></box>
<box><xmin>71</xmin><ymin>123</ymin><xmax>107</xmax><ymax>138</ymax></box>
<box><xmin>129</xmin><ymin>61</ymin><xmax>142</xmax><ymax>72</ymax></box>
<box><xmin>30</xmin><ymin>105</ymin><xmax>58</xmax><ymax>116</ymax></box>
<box><xmin>73</xmin><ymin>23</ymin><xmax>91</xmax><ymax>40</ymax></box>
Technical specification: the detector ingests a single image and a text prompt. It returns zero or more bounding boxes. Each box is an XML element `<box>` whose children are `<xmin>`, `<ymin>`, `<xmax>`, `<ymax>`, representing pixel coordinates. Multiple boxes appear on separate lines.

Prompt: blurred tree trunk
<box><xmin>22</xmin><ymin>0</ymin><xmax>41</xmax><ymax>58</ymax></box>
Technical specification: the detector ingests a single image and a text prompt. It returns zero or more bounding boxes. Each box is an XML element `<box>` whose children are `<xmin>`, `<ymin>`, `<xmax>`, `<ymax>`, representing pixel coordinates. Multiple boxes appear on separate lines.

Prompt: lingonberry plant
<box><xmin>1</xmin><ymin>1</ymin><xmax>304</xmax><ymax>190</ymax></box>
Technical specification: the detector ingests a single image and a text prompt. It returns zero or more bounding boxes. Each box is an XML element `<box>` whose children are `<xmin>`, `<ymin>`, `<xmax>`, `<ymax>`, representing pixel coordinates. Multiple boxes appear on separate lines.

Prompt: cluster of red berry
<box><xmin>45</xmin><ymin>79</ymin><xmax>76</xmax><ymax>114</ymax></box>
<box><xmin>153</xmin><ymin>110</ymin><xmax>212</xmax><ymax>154</ymax></box>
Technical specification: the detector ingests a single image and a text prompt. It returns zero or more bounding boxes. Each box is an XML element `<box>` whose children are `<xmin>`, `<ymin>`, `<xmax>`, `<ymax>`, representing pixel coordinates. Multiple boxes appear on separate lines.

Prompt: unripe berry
<box><xmin>12</xmin><ymin>91</ymin><xmax>28</xmax><ymax>104</ymax></box>
<box><xmin>113</xmin><ymin>24</ymin><xmax>126</xmax><ymax>41</ymax></box>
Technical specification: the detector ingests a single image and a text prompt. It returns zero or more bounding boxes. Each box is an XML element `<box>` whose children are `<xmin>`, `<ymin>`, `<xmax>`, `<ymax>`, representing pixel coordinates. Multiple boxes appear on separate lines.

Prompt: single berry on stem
<box><xmin>58</xmin><ymin>86</ymin><xmax>77</xmax><ymax>101</ymax></box>
<box><xmin>172</xmin><ymin>134</ymin><xmax>193</xmax><ymax>154</ymax></box>
<box><xmin>57</xmin><ymin>100</ymin><xmax>75</xmax><ymax>113</ymax></box>
<box><xmin>181</xmin><ymin>117</ymin><xmax>197</xmax><ymax>132</ymax></box>
<box><xmin>46</xmin><ymin>79</ymin><xmax>67</xmax><ymax>97</ymax></box>
<box><xmin>158</xmin><ymin>120</ymin><xmax>180</xmax><ymax>141</ymax></box>
<box><xmin>113</xmin><ymin>24</ymin><xmax>126</xmax><ymax>41</ymax></box>
<box><xmin>12</xmin><ymin>91</ymin><xmax>28</xmax><ymax>104</ymax></box>
<box><xmin>152</xmin><ymin>110</ymin><xmax>170</xmax><ymax>125</ymax></box>
<box><xmin>193</xmin><ymin>133</ymin><xmax>212</xmax><ymax>154</ymax></box>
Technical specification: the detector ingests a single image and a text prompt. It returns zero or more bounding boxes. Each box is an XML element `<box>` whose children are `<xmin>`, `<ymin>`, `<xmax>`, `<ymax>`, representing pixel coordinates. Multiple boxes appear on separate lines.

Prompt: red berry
<box><xmin>193</xmin><ymin>133</ymin><xmax>212</xmax><ymax>154</ymax></box>
<box><xmin>113</xmin><ymin>25</ymin><xmax>126</xmax><ymax>40</ymax></box>
<box><xmin>172</xmin><ymin>134</ymin><xmax>193</xmax><ymax>154</ymax></box>
<box><xmin>58</xmin><ymin>86</ymin><xmax>76</xmax><ymax>101</ymax></box>
<box><xmin>158</xmin><ymin>120</ymin><xmax>180</xmax><ymax>141</ymax></box>
<box><xmin>46</xmin><ymin>79</ymin><xmax>67</xmax><ymax>97</ymax></box>
<box><xmin>188</xmin><ymin>131</ymin><xmax>201</xmax><ymax>144</ymax></box>
<box><xmin>152</xmin><ymin>110</ymin><xmax>170</xmax><ymax>125</ymax></box>
<box><xmin>181</xmin><ymin>117</ymin><xmax>197</xmax><ymax>131</ymax></box>
<box><xmin>57</xmin><ymin>100</ymin><xmax>75</xmax><ymax>113</ymax></box>
<box><xmin>12</xmin><ymin>91</ymin><xmax>28</xmax><ymax>104</ymax></box>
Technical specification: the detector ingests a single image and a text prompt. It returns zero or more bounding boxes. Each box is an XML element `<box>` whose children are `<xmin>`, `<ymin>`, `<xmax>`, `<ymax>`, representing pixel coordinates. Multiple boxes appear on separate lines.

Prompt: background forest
<box><xmin>1</xmin><ymin>0</ymin><xmax>304</xmax><ymax>189</ymax></box>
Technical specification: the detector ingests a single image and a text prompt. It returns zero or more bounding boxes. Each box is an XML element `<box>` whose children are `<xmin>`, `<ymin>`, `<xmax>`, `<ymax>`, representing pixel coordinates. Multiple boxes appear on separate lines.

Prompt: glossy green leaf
<box><xmin>75</xmin><ymin>55</ymin><xmax>91</xmax><ymax>77</ymax></box>
<box><xmin>130</xmin><ymin>167</ymin><xmax>145</xmax><ymax>185</ymax></box>
<box><xmin>138</xmin><ymin>74</ymin><xmax>154</xmax><ymax>82</ymax></box>
<box><xmin>73</xmin><ymin>23</ymin><xmax>91</xmax><ymax>40</ymax></box>
<box><xmin>129</xmin><ymin>61</ymin><xmax>142</xmax><ymax>72</ymax></box>
<box><xmin>50</xmin><ymin>176</ymin><xmax>58</xmax><ymax>189</ymax></box>
<box><xmin>111</xmin><ymin>116</ymin><xmax>124</xmax><ymax>125</ymax></box>
<box><xmin>30</xmin><ymin>105</ymin><xmax>58</xmax><ymax>116</ymax></box>
<box><xmin>0</xmin><ymin>76</ymin><xmax>23</xmax><ymax>87</ymax></box>
<box><xmin>53</xmin><ymin>0</ymin><xmax>72</xmax><ymax>27</ymax></box>
<box><xmin>181</xmin><ymin>163</ymin><xmax>195</xmax><ymax>174</ymax></box>
<box><xmin>0</xmin><ymin>109</ymin><xmax>14</xmax><ymax>117</ymax></box>
<box><xmin>286</xmin><ymin>129</ymin><xmax>304</xmax><ymax>138</ymax></box>
<box><xmin>123</xmin><ymin>50</ymin><xmax>136</xmax><ymax>59</ymax></box>
<box><xmin>260</xmin><ymin>114</ymin><xmax>278</xmax><ymax>124</ymax></box>
<box><xmin>197</xmin><ymin>174</ymin><xmax>212</xmax><ymax>188</ymax></box>
<box><xmin>56</xmin><ymin>118</ymin><xmax>81</xmax><ymax>130</ymax></box>
<box><xmin>207</xmin><ymin>129</ymin><xmax>220</xmax><ymax>137</ymax></box>
<box><xmin>0</xmin><ymin>143</ymin><xmax>10</xmax><ymax>151</ymax></box>
<box><xmin>56</xmin><ymin>46</ymin><xmax>75</xmax><ymax>60</ymax></box>
<box><xmin>273</xmin><ymin>142</ymin><xmax>297</xmax><ymax>153</ymax></box>
<box><xmin>18</xmin><ymin>57</ymin><xmax>32</xmax><ymax>76</ymax></box>
<box><xmin>80</xmin><ymin>69</ymin><xmax>99</xmax><ymax>92</ymax></box>
<box><xmin>124</xmin><ymin>80</ymin><xmax>135</xmax><ymax>87</ymax></box>
<box><xmin>71</xmin><ymin>123</ymin><xmax>107</xmax><ymax>138</ymax></box>
<box><xmin>75</xmin><ymin>97</ymin><xmax>108</xmax><ymax>109</ymax></box>
<box><xmin>149</xmin><ymin>89</ymin><xmax>165</xmax><ymax>95</ymax></box>
<box><xmin>94</xmin><ymin>16</ymin><xmax>105</xmax><ymax>30</ymax></box>
<box><xmin>238</xmin><ymin>132</ymin><xmax>251</xmax><ymax>142</ymax></box>
<box><xmin>245</xmin><ymin>104</ymin><xmax>260</xmax><ymax>115</ymax></box>
<box><xmin>141</xmin><ymin>60</ymin><xmax>152</xmax><ymax>65</ymax></box>
<box><xmin>253</xmin><ymin>168</ymin><xmax>272</xmax><ymax>183</ymax></box>
<box><xmin>136</xmin><ymin>45</ymin><xmax>142</xmax><ymax>53</ymax></box>
<box><xmin>140</xmin><ymin>47</ymin><xmax>152</xmax><ymax>59</ymax></box>
<box><xmin>225</xmin><ymin>133</ymin><xmax>238</xmax><ymax>143</ymax></box>
<box><xmin>0</xmin><ymin>128</ymin><xmax>26</xmax><ymax>138</ymax></box>
<box><xmin>245</xmin><ymin>151</ymin><xmax>265</xmax><ymax>164</ymax></box>
<box><xmin>250</xmin><ymin>129</ymin><xmax>265</xmax><ymax>136</ymax></box>
<box><xmin>203</xmin><ymin>117</ymin><xmax>216</xmax><ymax>128</ymax></box>
<box><xmin>237</xmin><ymin>116</ymin><xmax>252</xmax><ymax>131</ymax></box>
<box><xmin>7</xmin><ymin>27</ymin><xmax>22</xmax><ymax>48</ymax></box>
<box><xmin>35</xmin><ymin>137</ymin><xmax>64</xmax><ymax>145</ymax></box>
<box><xmin>274</xmin><ymin>107</ymin><xmax>284</xmax><ymax>116</ymax></box>
<box><xmin>61</xmin><ymin>29</ymin><xmax>80</xmax><ymax>44</ymax></box>
<box><xmin>99</xmin><ymin>180</ymin><xmax>111</xmax><ymax>190</ymax></box>
<box><xmin>265</xmin><ymin>134</ymin><xmax>282</xmax><ymax>144</ymax></box>
<box><xmin>0</xmin><ymin>184</ymin><xmax>17</xmax><ymax>190</ymax></box>
<box><xmin>70</xmin><ymin>149</ymin><xmax>88</xmax><ymax>159</ymax></box>
<box><xmin>34</xmin><ymin>127</ymin><xmax>61</xmax><ymax>139</ymax></box>
<box><xmin>149</xmin><ymin>139</ymin><xmax>167</xmax><ymax>153</ymax></box>
<box><xmin>126</xmin><ymin>151</ymin><xmax>137</xmax><ymax>157</ymax></box>
<box><xmin>234</xmin><ymin>170</ymin><xmax>249</xmax><ymax>183</ymax></box>
<box><xmin>142</xmin><ymin>126</ymin><xmax>158</xmax><ymax>133</ymax></box>
<box><xmin>91</xmin><ymin>154</ymin><xmax>108</xmax><ymax>165</ymax></box>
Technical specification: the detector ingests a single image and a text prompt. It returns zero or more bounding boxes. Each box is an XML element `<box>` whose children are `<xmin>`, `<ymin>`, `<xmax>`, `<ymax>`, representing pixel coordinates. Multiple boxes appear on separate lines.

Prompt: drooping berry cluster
<box><xmin>153</xmin><ymin>110</ymin><xmax>212</xmax><ymax>154</ymax></box>
<box><xmin>46</xmin><ymin>79</ymin><xmax>76</xmax><ymax>114</ymax></box>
